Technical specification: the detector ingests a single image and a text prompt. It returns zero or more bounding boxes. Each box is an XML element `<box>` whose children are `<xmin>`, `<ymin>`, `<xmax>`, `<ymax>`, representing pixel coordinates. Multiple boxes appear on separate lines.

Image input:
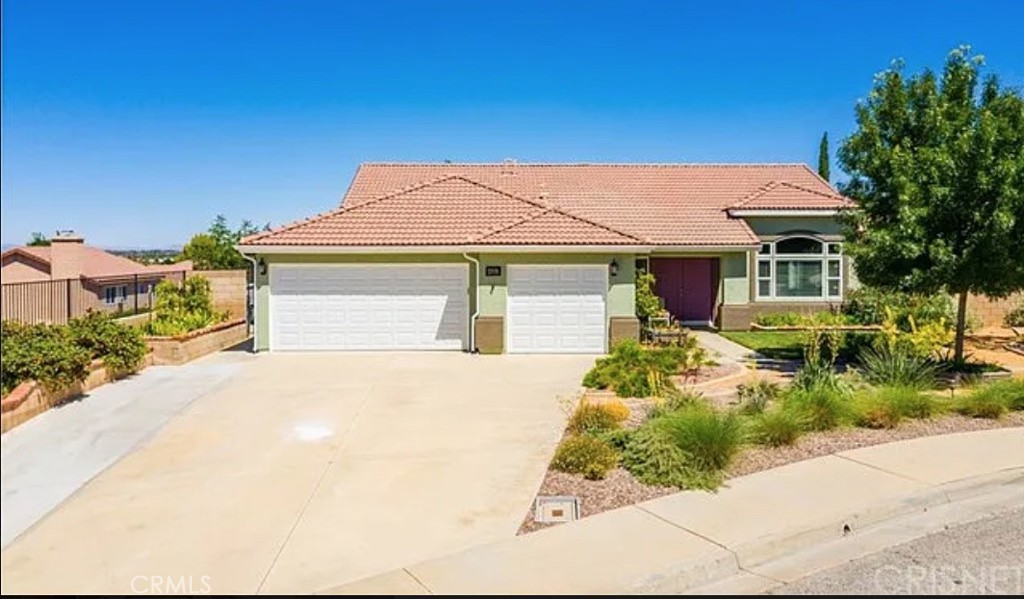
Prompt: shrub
<box><xmin>621</xmin><ymin>425</ymin><xmax>720</xmax><ymax>490</ymax></box>
<box><xmin>858</xmin><ymin>344</ymin><xmax>938</xmax><ymax>389</ymax></box>
<box><xmin>783</xmin><ymin>386</ymin><xmax>853</xmax><ymax>431</ymax></box>
<box><xmin>954</xmin><ymin>393</ymin><xmax>1007</xmax><ymax>419</ymax></box>
<box><xmin>597</xmin><ymin>428</ymin><xmax>634</xmax><ymax>451</ymax></box>
<box><xmin>749</xmin><ymin>409</ymin><xmax>804</xmax><ymax>447</ymax></box>
<box><xmin>657</xmin><ymin>405</ymin><xmax>744</xmax><ymax>472</ymax></box>
<box><xmin>755</xmin><ymin>312</ymin><xmax>805</xmax><ymax>327</ymax></box>
<box><xmin>1006</xmin><ymin>302</ymin><xmax>1024</xmax><ymax>328</ymax></box>
<box><xmin>878</xmin><ymin>307</ymin><xmax>953</xmax><ymax>359</ymax></box>
<box><xmin>647</xmin><ymin>388</ymin><xmax>703</xmax><ymax>419</ymax></box>
<box><xmin>144</xmin><ymin>276</ymin><xmax>224</xmax><ymax>337</ymax></box>
<box><xmin>791</xmin><ymin>361</ymin><xmax>848</xmax><ymax>394</ymax></box>
<box><xmin>1</xmin><ymin>321</ymin><xmax>91</xmax><ymax>395</ymax></box>
<box><xmin>550</xmin><ymin>435</ymin><xmax>619</xmax><ymax>480</ymax></box>
<box><xmin>956</xmin><ymin>379</ymin><xmax>1024</xmax><ymax>417</ymax></box>
<box><xmin>635</xmin><ymin>270</ymin><xmax>663</xmax><ymax>324</ymax></box>
<box><xmin>68</xmin><ymin>311</ymin><xmax>147</xmax><ymax>373</ymax></box>
<box><xmin>567</xmin><ymin>401</ymin><xmax>626</xmax><ymax>435</ymax></box>
<box><xmin>582</xmin><ymin>338</ymin><xmax>710</xmax><ymax>398</ymax></box>
<box><xmin>599</xmin><ymin>398</ymin><xmax>631</xmax><ymax>422</ymax></box>
<box><xmin>854</xmin><ymin>386</ymin><xmax>940</xmax><ymax>429</ymax></box>
<box><xmin>737</xmin><ymin>379</ymin><xmax>781</xmax><ymax>415</ymax></box>
<box><xmin>843</xmin><ymin>288</ymin><xmax>954</xmax><ymax>329</ymax></box>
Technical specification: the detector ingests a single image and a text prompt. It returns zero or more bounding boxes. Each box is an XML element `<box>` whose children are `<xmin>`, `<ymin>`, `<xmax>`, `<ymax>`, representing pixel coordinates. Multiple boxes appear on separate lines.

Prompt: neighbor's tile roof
<box><xmin>2</xmin><ymin>245</ymin><xmax>185</xmax><ymax>282</ymax></box>
<box><xmin>727</xmin><ymin>181</ymin><xmax>853</xmax><ymax>212</ymax></box>
<box><xmin>242</xmin><ymin>163</ymin><xmax>849</xmax><ymax>247</ymax></box>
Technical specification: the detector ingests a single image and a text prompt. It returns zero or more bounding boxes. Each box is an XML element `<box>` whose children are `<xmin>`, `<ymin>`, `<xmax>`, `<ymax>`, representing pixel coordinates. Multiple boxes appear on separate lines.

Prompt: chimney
<box><xmin>50</xmin><ymin>230</ymin><xmax>85</xmax><ymax>281</ymax></box>
<box><xmin>500</xmin><ymin>158</ymin><xmax>517</xmax><ymax>176</ymax></box>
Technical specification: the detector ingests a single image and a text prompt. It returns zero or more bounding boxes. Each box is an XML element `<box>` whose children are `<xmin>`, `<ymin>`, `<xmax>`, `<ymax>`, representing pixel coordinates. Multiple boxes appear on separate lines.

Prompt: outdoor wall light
<box><xmin>609</xmin><ymin>259</ymin><xmax>619</xmax><ymax>277</ymax></box>
<box><xmin>258</xmin><ymin>258</ymin><xmax>267</xmax><ymax>276</ymax></box>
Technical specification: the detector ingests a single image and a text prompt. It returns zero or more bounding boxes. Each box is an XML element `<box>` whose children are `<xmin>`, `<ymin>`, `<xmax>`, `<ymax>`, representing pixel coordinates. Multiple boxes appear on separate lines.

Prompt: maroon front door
<box><xmin>650</xmin><ymin>258</ymin><xmax>718</xmax><ymax>324</ymax></box>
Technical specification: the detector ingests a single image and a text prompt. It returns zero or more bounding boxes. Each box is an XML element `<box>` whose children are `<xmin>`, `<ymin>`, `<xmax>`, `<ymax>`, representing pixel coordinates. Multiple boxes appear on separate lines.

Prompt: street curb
<box><xmin>322</xmin><ymin>431</ymin><xmax>1024</xmax><ymax>595</ymax></box>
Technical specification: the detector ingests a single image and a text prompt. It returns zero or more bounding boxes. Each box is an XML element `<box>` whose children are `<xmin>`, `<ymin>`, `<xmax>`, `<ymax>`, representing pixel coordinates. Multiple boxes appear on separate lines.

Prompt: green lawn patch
<box><xmin>720</xmin><ymin>331</ymin><xmax>805</xmax><ymax>360</ymax></box>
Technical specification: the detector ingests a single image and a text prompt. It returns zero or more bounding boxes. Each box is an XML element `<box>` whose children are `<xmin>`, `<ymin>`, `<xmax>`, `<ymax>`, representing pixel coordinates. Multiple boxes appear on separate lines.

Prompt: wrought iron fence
<box><xmin>1</xmin><ymin>270</ymin><xmax>188</xmax><ymax>325</ymax></box>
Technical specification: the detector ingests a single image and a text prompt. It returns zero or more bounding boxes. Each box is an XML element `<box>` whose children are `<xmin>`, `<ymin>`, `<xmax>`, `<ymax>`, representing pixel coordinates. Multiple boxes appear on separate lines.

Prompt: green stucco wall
<box><xmin>476</xmin><ymin>253</ymin><xmax>635</xmax><ymax>318</ymax></box>
<box><xmin>744</xmin><ymin>216</ymin><xmax>843</xmax><ymax>238</ymax></box>
<box><xmin>720</xmin><ymin>252</ymin><xmax>750</xmax><ymax>305</ymax></box>
<box><xmin>251</xmin><ymin>252</ymin><xmax>635</xmax><ymax>351</ymax></box>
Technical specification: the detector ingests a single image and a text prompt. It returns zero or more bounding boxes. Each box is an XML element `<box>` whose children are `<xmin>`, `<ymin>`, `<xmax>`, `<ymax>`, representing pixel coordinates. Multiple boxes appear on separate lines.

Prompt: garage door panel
<box><xmin>507</xmin><ymin>265</ymin><xmax>607</xmax><ymax>354</ymax></box>
<box><xmin>270</xmin><ymin>265</ymin><xmax>468</xmax><ymax>351</ymax></box>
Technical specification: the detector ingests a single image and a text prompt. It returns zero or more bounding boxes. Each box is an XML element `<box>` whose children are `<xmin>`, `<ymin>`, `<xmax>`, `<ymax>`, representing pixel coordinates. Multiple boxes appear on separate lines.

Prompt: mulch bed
<box><xmin>518</xmin><ymin>411</ymin><xmax>1024</xmax><ymax>535</ymax></box>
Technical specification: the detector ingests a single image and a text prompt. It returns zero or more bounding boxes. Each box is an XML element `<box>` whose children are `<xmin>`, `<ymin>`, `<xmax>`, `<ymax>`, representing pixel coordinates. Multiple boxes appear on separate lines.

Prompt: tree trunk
<box><xmin>954</xmin><ymin>290</ymin><xmax>969</xmax><ymax>364</ymax></box>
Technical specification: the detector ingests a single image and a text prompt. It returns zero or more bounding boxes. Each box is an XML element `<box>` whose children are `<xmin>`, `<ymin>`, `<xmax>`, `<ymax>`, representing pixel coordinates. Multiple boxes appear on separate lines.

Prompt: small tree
<box><xmin>839</xmin><ymin>46</ymin><xmax>1024</xmax><ymax>362</ymax></box>
<box><xmin>817</xmin><ymin>132</ymin><xmax>830</xmax><ymax>181</ymax></box>
<box><xmin>180</xmin><ymin>215</ymin><xmax>266</xmax><ymax>270</ymax></box>
<box><xmin>27</xmin><ymin>232</ymin><xmax>50</xmax><ymax>246</ymax></box>
<box><xmin>635</xmin><ymin>271</ymin><xmax>662</xmax><ymax>324</ymax></box>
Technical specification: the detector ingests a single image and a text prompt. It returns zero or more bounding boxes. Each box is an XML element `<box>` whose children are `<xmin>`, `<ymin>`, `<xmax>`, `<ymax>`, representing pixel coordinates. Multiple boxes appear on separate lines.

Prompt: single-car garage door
<box><xmin>506</xmin><ymin>265</ymin><xmax>607</xmax><ymax>354</ymax></box>
<box><xmin>270</xmin><ymin>264</ymin><xmax>468</xmax><ymax>351</ymax></box>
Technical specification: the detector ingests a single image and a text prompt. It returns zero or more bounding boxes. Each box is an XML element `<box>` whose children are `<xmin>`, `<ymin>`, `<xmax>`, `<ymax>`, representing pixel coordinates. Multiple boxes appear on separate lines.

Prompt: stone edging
<box><xmin>142</xmin><ymin>317</ymin><xmax>246</xmax><ymax>342</ymax></box>
<box><xmin>1</xmin><ymin>355</ymin><xmax>154</xmax><ymax>433</ymax></box>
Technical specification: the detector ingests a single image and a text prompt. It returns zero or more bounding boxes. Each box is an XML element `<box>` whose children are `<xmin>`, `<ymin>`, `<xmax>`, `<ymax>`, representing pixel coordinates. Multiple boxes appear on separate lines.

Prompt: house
<box><xmin>1</xmin><ymin>231</ymin><xmax>193</xmax><ymax>315</ymax></box>
<box><xmin>237</xmin><ymin>162</ymin><xmax>854</xmax><ymax>354</ymax></box>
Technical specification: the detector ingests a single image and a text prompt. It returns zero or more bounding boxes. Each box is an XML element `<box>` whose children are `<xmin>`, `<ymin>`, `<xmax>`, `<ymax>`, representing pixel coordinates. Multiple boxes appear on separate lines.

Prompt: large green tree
<box><xmin>817</xmin><ymin>132</ymin><xmax>830</xmax><ymax>181</ymax></box>
<box><xmin>180</xmin><ymin>215</ymin><xmax>265</xmax><ymax>270</ymax></box>
<box><xmin>839</xmin><ymin>46</ymin><xmax>1024</xmax><ymax>362</ymax></box>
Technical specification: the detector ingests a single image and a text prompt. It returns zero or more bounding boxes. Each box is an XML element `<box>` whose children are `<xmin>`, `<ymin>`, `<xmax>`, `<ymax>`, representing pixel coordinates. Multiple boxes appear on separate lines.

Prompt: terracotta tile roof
<box><xmin>1</xmin><ymin>245</ymin><xmax>189</xmax><ymax>282</ymax></box>
<box><xmin>728</xmin><ymin>181</ymin><xmax>854</xmax><ymax>212</ymax></box>
<box><xmin>243</xmin><ymin>163</ymin><xmax>849</xmax><ymax>248</ymax></box>
<box><xmin>242</xmin><ymin>175</ymin><xmax>644</xmax><ymax>246</ymax></box>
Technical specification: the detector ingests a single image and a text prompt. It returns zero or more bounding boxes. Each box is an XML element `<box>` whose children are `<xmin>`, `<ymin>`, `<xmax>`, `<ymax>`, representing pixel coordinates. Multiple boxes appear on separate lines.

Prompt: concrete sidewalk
<box><xmin>326</xmin><ymin>428</ymin><xmax>1024</xmax><ymax>595</ymax></box>
<box><xmin>0</xmin><ymin>352</ymin><xmax>250</xmax><ymax>548</ymax></box>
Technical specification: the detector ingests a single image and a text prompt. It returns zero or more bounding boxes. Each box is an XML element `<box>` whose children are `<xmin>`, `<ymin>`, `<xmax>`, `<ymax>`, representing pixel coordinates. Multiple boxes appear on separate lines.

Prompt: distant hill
<box><xmin>108</xmin><ymin>248</ymin><xmax>182</xmax><ymax>265</ymax></box>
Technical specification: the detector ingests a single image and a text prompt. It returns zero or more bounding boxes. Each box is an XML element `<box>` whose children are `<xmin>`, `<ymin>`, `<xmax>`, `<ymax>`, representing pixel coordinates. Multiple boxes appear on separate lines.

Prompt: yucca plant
<box><xmin>858</xmin><ymin>344</ymin><xmax>938</xmax><ymax>389</ymax></box>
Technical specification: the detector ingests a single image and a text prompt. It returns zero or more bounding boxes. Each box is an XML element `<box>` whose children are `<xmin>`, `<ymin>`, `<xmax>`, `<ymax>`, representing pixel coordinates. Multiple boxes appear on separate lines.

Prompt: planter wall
<box><xmin>1</xmin><ymin>355</ymin><xmax>154</xmax><ymax>433</ymax></box>
<box><xmin>144</xmin><ymin>318</ymin><xmax>249</xmax><ymax>365</ymax></box>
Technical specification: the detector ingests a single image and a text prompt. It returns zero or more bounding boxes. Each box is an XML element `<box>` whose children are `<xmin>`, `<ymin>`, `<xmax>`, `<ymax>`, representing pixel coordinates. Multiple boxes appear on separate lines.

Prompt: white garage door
<box><xmin>506</xmin><ymin>265</ymin><xmax>607</xmax><ymax>354</ymax></box>
<box><xmin>270</xmin><ymin>264</ymin><xmax>468</xmax><ymax>351</ymax></box>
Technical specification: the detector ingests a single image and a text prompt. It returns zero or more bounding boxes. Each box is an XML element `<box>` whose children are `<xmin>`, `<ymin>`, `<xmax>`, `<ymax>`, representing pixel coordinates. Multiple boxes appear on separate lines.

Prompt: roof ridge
<box><xmin>242</xmin><ymin>173</ymin><xmax>462</xmax><ymax>244</ymax></box>
<box><xmin>432</xmin><ymin>174</ymin><xmax>647</xmax><ymax>242</ymax></box>
<box><xmin>775</xmin><ymin>180</ymin><xmax>847</xmax><ymax>200</ymax></box>
<box><xmin>729</xmin><ymin>181</ymin><xmax>781</xmax><ymax>209</ymax></box>
<box><xmin>472</xmin><ymin>209</ymin><xmax>553</xmax><ymax>242</ymax></box>
<box><xmin>359</xmin><ymin>162</ymin><xmax>814</xmax><ymax>168</ymax></box>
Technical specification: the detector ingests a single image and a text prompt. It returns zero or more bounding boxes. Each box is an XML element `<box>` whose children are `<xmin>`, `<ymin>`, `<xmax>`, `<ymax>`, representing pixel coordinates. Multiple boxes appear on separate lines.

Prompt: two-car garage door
<box><xmin>270</xmin><ymin>265</ymin><xmax>469</xmax><ymax>351</ymax></box>
<box><xmin>268</xmin><ymin>263</ymin><xmax>607</xmax><ymax>353</ymax></box>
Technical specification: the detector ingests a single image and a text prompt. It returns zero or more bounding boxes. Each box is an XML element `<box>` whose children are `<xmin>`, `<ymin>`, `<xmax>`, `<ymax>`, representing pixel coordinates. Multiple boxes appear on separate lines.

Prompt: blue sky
<box><xmin>3</xmin><ymin>0</ymin><xmax>1023</xmax><ymax>249</ymax></box>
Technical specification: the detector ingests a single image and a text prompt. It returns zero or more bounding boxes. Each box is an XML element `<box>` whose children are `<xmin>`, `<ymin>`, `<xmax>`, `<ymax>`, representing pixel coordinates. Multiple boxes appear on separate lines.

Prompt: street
<box><xmin>776</xmin><ymin>507</ymin><xmax>1024</xmax><ymax>595</ymax></box>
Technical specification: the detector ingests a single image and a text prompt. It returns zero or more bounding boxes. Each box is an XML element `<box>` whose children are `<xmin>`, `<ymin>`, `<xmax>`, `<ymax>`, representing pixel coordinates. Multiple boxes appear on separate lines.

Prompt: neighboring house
<box><xmin>1</xmin><ymin>231</ymin><xmax>193</xmax><ymax>315</ymax></box>
<box><xmin>238</xmin><ymin>162</ymin><xmax>854</xmax><ymax>354</ymax></box>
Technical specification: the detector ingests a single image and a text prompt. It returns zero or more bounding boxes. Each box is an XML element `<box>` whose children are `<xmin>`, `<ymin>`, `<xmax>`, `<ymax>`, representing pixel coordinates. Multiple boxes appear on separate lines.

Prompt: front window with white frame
<box><xmin>756</xmin><ymin>236</ymin><xmax>842</xmax><ymax>301</ymax></box>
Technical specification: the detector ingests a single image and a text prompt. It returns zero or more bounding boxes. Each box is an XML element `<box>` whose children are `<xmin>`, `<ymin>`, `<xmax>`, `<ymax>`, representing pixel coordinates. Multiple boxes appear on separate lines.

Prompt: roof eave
<box><xmin>728</xmin><ymin>209</ymin><xmax>842</xmax><ymax>217</ymax></box>
<box><xmin>236</xmin><ymin>244</ymin><xmax>654</xmax><ymax>254</ymax></box>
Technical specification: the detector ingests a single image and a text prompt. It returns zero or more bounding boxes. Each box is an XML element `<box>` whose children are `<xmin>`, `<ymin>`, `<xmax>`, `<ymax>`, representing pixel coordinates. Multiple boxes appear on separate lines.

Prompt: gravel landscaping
<box><xmin>519</xmin><ymin>411</ymin><xmax>1024</xmax><ymax>535</ymax></box>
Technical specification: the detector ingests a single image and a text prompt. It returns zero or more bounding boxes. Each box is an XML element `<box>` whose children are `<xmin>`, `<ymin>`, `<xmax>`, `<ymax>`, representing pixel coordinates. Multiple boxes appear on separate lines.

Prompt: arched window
<box><xmin>756</xmin><ymin>236</ymin><xmax>842</xmax><ymax>300</ymax></box>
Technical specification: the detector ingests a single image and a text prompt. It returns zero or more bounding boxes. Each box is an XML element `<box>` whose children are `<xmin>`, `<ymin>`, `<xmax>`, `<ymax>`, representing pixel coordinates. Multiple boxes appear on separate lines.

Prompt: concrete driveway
<box><xmin>0</xmin><ymin>352</ymin><xmax>594</xmax><ymax>594</ymax></box>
